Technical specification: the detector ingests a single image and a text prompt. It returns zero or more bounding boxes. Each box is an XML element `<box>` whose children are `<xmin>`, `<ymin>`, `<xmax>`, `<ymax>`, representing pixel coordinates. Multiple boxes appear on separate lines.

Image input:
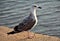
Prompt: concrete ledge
<box><xmin>0</xmin><ymin>26</ymin><xmax>60</xmax><ymax>41</ymax></box>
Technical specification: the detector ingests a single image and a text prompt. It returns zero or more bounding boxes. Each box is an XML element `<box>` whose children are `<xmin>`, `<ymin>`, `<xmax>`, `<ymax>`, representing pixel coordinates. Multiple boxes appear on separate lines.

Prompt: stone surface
<box><xmin>0</xmin><ymin>26</ymin><xmax>60</xmax><ymax>41</ymax></box>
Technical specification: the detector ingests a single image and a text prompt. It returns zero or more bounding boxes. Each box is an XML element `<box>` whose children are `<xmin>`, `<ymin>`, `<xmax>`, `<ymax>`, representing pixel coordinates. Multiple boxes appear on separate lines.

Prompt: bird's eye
<box><xmin>33</xmin><ymin>5</ymin><xmax>37</xmax><ymax>7</ymax></box>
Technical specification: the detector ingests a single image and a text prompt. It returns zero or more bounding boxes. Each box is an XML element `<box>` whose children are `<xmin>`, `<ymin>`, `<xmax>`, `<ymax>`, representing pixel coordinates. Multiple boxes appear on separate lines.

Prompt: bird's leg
<box><xmin>27</xmin><ymin>31</ymin><xmax>35</xmax><ymax>39</ymax></box>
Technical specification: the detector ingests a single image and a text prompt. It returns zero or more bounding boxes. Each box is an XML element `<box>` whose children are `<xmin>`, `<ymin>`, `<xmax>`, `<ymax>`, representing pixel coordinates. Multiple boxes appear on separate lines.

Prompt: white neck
<box><xmin>30</xmin><ymin>7</ymin><xmax>37</xmax><ymax>20</ymax></box>
<box><xmin>29</xmin><ymin>7</ymin><xmax>38</xmax><ymax>30</ymax></box>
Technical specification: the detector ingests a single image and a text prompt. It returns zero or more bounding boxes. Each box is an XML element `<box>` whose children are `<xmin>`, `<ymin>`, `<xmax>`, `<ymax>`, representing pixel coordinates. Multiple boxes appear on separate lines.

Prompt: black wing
<box><xmin>14</xmin><ymin>15</ymin><xmax>36</xmax><ymax>32</ymax></box>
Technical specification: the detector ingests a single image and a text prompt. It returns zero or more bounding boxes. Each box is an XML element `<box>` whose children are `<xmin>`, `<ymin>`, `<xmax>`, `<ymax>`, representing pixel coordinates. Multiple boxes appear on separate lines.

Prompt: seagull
<box><xmin>7</xmin><ymin>5</ymin><xmax>41</xmax><ymax>38</ymax></box>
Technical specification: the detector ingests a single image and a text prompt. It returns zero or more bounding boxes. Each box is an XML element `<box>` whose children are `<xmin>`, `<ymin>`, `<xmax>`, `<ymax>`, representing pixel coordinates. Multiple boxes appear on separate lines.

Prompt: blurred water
<box><xmin>0</xmin><ymin>0</ymin><xmax>60</xmax><ymax>37</ymax></box>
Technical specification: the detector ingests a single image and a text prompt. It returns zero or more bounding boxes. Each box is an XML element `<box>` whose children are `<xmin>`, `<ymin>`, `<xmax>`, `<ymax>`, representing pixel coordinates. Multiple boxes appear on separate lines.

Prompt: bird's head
<box><xmin>30</xmin><ymin>4</ymin><xmax>42</xmax><ymax>14</ymax></box>
<box><xmin>33</xmin><ymin>5</ymin><xmax>42</xmax><ymax>9</ymax></box>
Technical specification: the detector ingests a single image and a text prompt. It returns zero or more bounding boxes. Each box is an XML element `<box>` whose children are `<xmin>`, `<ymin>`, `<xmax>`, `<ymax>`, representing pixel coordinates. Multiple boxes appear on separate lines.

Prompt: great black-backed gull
<box><xmin>7</xmin><ymin>5</ymin><xmax>41</xmax><ymax>38</ymax></box>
